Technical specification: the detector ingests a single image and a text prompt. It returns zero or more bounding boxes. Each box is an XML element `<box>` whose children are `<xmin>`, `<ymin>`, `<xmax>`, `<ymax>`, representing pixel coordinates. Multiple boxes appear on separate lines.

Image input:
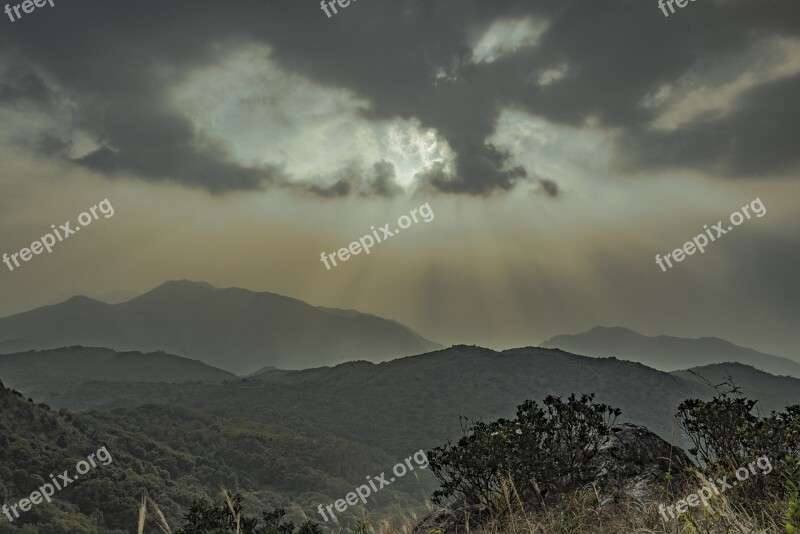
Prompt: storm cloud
<box><xmin>0</xmin><ymin>0</ymin><xmax>798</xmax><ymax>195</ymax></box>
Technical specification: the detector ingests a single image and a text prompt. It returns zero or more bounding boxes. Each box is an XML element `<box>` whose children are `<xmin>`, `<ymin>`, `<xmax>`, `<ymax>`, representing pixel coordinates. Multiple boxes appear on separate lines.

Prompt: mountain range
<box><xmin>24</xmin><ymin>345</ymin><xmax>800</xmax><ymax>449</ymax></box>
<box><xmin>0</xmin><ymin>315</ymin><xmax>798</xmax><ymax>531</ymax></box>
<box><xmin>0</xmin><ymin>346</ymin><xmax>234</xmax><ymax>401</ymax></box>
<box><xmin>2</xmin><ymin>344</ymin><xmax>798</xmax><ymax>532</ymax></box>
<box><xmin>5</xmin><ymin>282</ymin><xmax>796</xmax><ymax>381</ymax></box>
<box><xmin>542</xmin><ymin>326</ymin><xmax>800</xmax><ymax>379</ymax></box>
<box><xmin>0</xmin><ymin>280</ymin><xmax>440</xmax><ymax>374</ymax></box>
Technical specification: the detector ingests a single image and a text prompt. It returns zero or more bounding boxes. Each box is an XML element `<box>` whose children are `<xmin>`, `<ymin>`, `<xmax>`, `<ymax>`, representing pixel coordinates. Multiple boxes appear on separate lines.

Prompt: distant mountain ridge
<box><xmin>0</xmin><ymin>346</ymin><xmax>234</xmax><ymax>399</ymax></box>
<box><xmin>672</xmin><ymin>362</ymin><xmax>800</xmax><ymax>413</ymax></box>
<box><xmin>34</xmin><ymin>344</ymin><xmax>800</xmax><ymax>451</ymax></box>
<box><xmin>0</xmin><ymin>280</ymin><xmax>441</xmax><ymax>374</ymax></box>
<box><xmin>3</xmin><ymin>344</ymin><xmax>797</xmax><ymax>532</ymax></box>
<box><xmin>542</xmin><ymin>326</ymin><xmax>800</xmax><ymax>379</ymax></box>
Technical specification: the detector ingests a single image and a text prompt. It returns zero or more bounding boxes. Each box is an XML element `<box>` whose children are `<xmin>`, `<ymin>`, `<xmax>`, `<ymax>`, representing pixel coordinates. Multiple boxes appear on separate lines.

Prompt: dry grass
<box><xmin>138</xmin><ymin>495</ymin><xmax>147</xmax><ymax>534</ymax></box>
<box><xmin>134</xmin><ymin>477</ymin><xmax>789</xmax><ymax>534</ymax></box>
<box><xmin>222</xmin><ymin>487</ymin><xmax>242</xmax><ymax>534</ymax></box>
<box><xmin>137</xmin><ymin>492</ymin><xmax>174</xmax><ymax>534</ymax></box>
<box><xmin>400</xmin><ymin>475</ymin><xmax>789</xmax><ymax>534</ymax></box>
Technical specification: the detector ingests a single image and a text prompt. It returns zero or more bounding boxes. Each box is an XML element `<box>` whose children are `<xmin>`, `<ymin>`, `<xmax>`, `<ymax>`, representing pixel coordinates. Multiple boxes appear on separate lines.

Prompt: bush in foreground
<box><xmin>422</xmin><ymin>386</ymin><xmax>799</xmax><ymax>533</ymax></box>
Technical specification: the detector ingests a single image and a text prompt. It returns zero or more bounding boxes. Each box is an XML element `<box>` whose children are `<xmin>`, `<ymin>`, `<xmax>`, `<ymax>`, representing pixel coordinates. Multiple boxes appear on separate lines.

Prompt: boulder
<box><xmin>415</xmin><ymin>423</ymin><xmax>694</xmax><ymax>533</ymax></box>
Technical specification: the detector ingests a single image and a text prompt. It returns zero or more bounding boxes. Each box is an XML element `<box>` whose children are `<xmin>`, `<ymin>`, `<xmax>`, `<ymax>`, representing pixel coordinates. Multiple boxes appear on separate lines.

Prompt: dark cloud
<box><xmin>73</xmin><ymin>133</ymin><xmax>284</xmax><ymax>194</ymax></box>
<box><xmin>418</xmin><ymin>143</ymin><xmax>527</xmax><ymax>195</ymax></box>
<box><xmin>617</xmin><ymin>74</ymin><xmax>800</xmax><ymax>176</ymax></box>
<box><xmin>538</xmin><ymin>178</ymin><xmax>560</xmax><ymax>198</ymax></box>
<box><xmin>32</xmin><ymin>133</ymin><xmax>72</xmax><ymax>157</ymax></box>
<box><xmin>304</xmin><ymin>177</ymin><xmax>352</xmax><ymax>199</ymax></box>
<box><xmin>0</xmin><ymin>0</ymin><xmax>797</xmax><ymax>195</ymax></box>
<box><xmin>365</xmin><ymin>160</ymin><xmax>403</xmax><ymax>198</ymax></box>
<box><xmin>300</xmin><ymin>160</ymin><xmax>402</xmax><ymax>199</ymax></box>
<box><xmin>0</xmin><ymin>64</ymin><xmax>53</xmax><ymax>106</ymax></box>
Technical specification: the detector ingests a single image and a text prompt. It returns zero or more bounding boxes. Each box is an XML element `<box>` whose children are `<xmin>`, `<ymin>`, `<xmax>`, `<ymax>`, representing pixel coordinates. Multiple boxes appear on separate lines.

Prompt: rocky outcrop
<box><xmin>592</xmin><ymin>423</ymin><xmax>693</xmax><ymax>502</ymax></box>
<box><xmin>415</xmin><ymin>423</ymin><xmax>694</xmax><ymax>534</ymax></box>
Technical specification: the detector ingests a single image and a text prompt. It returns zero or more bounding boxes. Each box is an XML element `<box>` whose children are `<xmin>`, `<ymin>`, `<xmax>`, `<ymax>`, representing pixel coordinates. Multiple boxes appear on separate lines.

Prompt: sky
<box><xmin>0</xmin><ymin>0</ymin><xmax>798</xmax><ymax>359</ymax></box>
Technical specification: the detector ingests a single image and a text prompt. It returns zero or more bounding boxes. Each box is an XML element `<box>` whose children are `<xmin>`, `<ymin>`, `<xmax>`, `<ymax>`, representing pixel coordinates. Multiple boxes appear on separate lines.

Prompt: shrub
<box><xmin>676</xmin><ymin>376</ymin><xmax>800</xmax><ymax>528</ymax></box>
<box><xmin>427</xmin><ymin>394</ymin><xmax>620</xmax><ymax>509</ymax></box>
<box><xmin>676</xmin><ymin>379</ymin><xmax>799</xmax><ymax>502</ymax></box>
<box><xmin>175</xmin><ymin>492</ymin><xmax>322</xmax><ymax>534</ymax></box>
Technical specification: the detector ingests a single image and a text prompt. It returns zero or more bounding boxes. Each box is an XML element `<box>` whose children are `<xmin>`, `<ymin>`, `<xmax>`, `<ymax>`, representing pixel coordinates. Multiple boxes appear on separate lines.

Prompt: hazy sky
<box><xmin>0</xmin><ymin>0</ymin><xmax>798</xmax><ymax>359</ymax></box>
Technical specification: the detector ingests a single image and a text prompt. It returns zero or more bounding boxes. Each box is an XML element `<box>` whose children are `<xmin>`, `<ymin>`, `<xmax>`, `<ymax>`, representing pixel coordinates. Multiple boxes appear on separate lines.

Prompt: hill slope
<box><xmin>34</xmin><ymin>345</ymin><xmax>800</xmax><ymax>454</ymax></box>
<box><xmin>0</xmin><ymin>346</ymin><xmax>234</xmax><ymax>399</ymax></box>
<box><xmin>672</xmin><ymin>362</ymin><xmax>800</xmax><ymax>413</ymax></box>
<box><xmin>0</xmin><ymin>379</ymin><xmax>427</xmax><ymax>532</ymax></box>
<box><xmin>542</xmin><ymin>326</ymin><xmax>800</xmax><ymax>378</ymax></box>
<box><xmin>3</xmin><ymin>346</ymin><xmax>799</xmax><ymax>531</ymax></box>
<box><xmin>0</xmin><ymin>380</ymin><xmax>189</xmax><ymax>532</ymax></box>
<box><xmin>0</xmin><ymin>280</ymin><xmax>440</xmax><ymax>374</ymax></box>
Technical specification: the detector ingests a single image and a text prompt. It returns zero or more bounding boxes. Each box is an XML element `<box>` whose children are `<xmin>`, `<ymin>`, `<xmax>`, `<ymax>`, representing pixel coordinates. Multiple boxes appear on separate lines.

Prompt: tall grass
<box><xmin>137</xmin><ymin>492</ymin><xmax>174</xmax><ymax>534</ymax></box>
<box><xmin>408</xmin><ymin>474</ymin><xmax>788</xmax><ymax>534</ymax></box>
<box><xmin>134</xmin><ymin>477</ymin><xmax>790</xmax><ymax>533</ymax></box>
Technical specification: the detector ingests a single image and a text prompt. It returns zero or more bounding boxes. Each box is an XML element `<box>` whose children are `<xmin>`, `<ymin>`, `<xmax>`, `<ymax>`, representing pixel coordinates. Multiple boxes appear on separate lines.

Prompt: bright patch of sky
<box><xmin>172</xmin><ymin>44</ymin><xmax>455</xmax><ymax>190</ymax></box>
<box><xmin>471</xmin><ymin>17</ymin><xmax>549</xmax><ymax>64</ymax></box>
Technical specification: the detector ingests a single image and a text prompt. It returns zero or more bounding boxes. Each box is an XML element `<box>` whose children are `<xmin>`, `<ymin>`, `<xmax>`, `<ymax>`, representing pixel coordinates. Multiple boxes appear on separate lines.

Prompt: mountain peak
<box><xmin>57</xmin><ymin>295</ymin><xmax>107</xmax><ymax>311</ymax></box>
<box><xmin>125</xmin><ymin>280</ymin><xmax>221</xmax><ymax>304</ymax></box>
<box><xmin>0</xmin><ymin>280</ymin><xmax>440</xmax><ymax>374</ymax></box>
<box><xmin>63</xmin><ymin>294</ymin><xmax>103</xmax><ymax>304</ymax></box>
<box><xmin>542</xmin><ymin>326</ymin><xmax>800</xmax><ymax>378</ymax></box>
<box><xmin>585</xmin><ymin>326</ymin><xmax>641</xmax><ymax>337</ymax></box>
<box><xmin>151</xmin><ymin>280</ymin><xmax>219</xmax><ymax>292</ymax></box>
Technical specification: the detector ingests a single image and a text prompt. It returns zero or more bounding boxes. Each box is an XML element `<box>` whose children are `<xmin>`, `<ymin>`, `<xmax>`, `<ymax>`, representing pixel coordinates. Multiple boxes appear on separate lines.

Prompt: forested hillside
<box><xmin>0</xmin><ymin>381</ymin><xmax>433</xmax><ymax>533</ymax></box>
<box><xmin>0</xmin><ymin>347</ymin><xmax>234</xmax><ymax>400</ymax></box>
<box><xmin>31</xmin><ymin>345</ymin><xmax>800</xmax><ymax>454</ymax></box>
